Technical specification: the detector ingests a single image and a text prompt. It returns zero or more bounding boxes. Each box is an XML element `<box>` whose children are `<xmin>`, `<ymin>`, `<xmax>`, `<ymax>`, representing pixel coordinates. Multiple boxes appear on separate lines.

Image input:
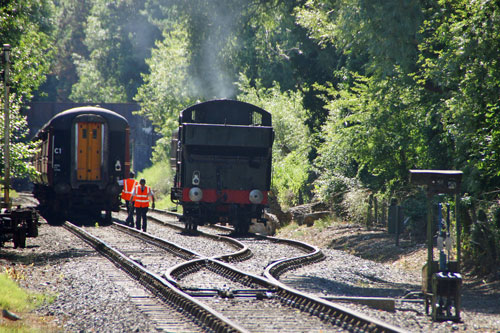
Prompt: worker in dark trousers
<box><xmin>131</xmin><ymin>178</ymin><xmax>155</xmax><ymax>232</ymax></box>
<box><xmin>119</xmin><ymin>172</ymin><xmax>137</xmax><ymax>226</ymax></box>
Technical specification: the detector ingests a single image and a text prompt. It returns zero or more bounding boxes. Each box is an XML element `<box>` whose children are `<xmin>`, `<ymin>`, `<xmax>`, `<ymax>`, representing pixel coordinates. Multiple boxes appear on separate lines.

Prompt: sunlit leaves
<box><xmin>70</xmin><ymin>0</ymin><xmax>159</xmax><ymax>102</ymax></box>
<box><xmin>417</xmin><ymin>0</ymin><xmax>500</xmax><ymax>193</ymax></box>
<box><xmin>296</xmin><ymin>0</ymin><xmax>424</xmax><ymax>77</ymax></box>
<box><xmin>0</xmin><ymin>0</ymin><xmax>55</xmax><ymax>177</ymax></box>
<box><xmin>237</xmin><ymin>74</ymin><xmax>311</xmax><ymax>206</ymax></box>
<box><xmin>134</xmin><ymin>26</ymin><xmax>195</xmax><ymax>162</ymax></box>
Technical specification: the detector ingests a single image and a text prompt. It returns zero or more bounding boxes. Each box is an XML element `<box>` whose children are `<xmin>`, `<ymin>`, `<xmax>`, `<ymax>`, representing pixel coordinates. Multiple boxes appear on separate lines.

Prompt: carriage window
<box><xmin>92</xmin><ymin>129</ymin><xmax>97</xmax><ymax>139</ymax></box>
<box><xmin>82</xmin><ymin>129</ymin><xmax>87</xmax><ymax>139</ymax></box>
<box><xmin>252</xmin><ymin>112</ymin><xmax>262</xmax><ymax>126</ymax></box>
<box><xmin>191</xmin><ymin>110</ymin><xmax>196</xmax><ymax>121</ymax></box>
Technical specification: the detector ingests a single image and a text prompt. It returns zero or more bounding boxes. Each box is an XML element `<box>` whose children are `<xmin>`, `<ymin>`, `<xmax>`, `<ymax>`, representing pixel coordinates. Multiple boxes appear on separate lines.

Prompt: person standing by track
<box><xmin>131</xmin><ymin>178</ymin><xmax>155</xmax><ymax>232</ymax></box>
<box><xmin>119</xmin><ymin>172</ymin><xmax>137</xmax><ymax>226</ymax></box>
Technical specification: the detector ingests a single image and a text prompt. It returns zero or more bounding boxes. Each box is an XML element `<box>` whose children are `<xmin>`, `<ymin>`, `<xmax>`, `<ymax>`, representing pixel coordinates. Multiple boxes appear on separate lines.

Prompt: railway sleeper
<box><xmin>182</xmin><ymin>287</ymin><xmax>276</xmax><ymax>299</ymax></box>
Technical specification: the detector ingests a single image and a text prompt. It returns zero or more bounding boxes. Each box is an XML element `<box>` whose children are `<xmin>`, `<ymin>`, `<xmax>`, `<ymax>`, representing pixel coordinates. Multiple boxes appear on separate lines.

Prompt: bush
<box><xmin>272</xmin><ymin>150</ymin><xmax>311</xmax><ymax>208</ymax></box>
<box><xmin>463</xmin><ymin>205</ymin><xmax>500</xmax><ymax>279</ymax></box>
<box><xmin>342</xmin><ymin>187</ymin><xmax>371</xmax><ymax>225</ymax></box>
<box><xmin>400</xmin><ymin>190</ymin><xmax>427</xmax><ymax>241</ymax></box>
<box><xmin>237</xmin><ymin>75</ymin><xmax>313</xmax><ymax>208</ymax></box>
<box><xmin>136</xmin><ymin>160</ymin><xmax>173</xmax><ymax>209</ymax></box>
<box><xmin>313</xmin><ymin>171</ymin><xmax>362</xmax><ymax>219</ymax></box>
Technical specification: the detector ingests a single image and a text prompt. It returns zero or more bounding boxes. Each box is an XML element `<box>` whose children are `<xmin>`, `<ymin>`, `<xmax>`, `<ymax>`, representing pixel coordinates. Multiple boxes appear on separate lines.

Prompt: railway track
<box><xmin>59</xmin><ymin>208</ymin><xmax>405</xmax><ymax>332</ymax></box>
<box><xmin>64</xmin><ymin>221</ymin><xmax>246</xmax><ymax>332</ymax></box>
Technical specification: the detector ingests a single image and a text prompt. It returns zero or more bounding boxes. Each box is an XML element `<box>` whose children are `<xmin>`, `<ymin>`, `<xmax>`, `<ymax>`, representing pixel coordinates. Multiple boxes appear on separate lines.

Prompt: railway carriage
<box><xmin>170</xmin><ymin>99</ymin><xmax>274</xmax><ymax>234</ymax></box>
<box><xmin>32</xmin><ymin>106</ymin><xmax>130</xmax><ymax>224</ymax></box>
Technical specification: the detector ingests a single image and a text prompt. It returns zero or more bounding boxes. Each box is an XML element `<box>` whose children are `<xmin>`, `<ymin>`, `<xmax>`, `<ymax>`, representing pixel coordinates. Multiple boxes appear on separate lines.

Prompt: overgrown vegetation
<box><xmin>135</xmin><ymin>160</ymin><xmax>174</xmax><ymax>209</ymax></box>
<box><xmin>0</xmin><ymin>268</ymin><xmax>56</xmax><ymax>331</ymax></box>
<box><xmin>3</xmin><ymin>0</ymin><xmax>500</xmax><ymax>279</ymax></box>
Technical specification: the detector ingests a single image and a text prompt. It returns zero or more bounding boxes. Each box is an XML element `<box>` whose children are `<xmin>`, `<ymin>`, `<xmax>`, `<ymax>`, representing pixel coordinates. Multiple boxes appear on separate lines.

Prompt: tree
<box><xmin>0</xmin><ymin>0</ymin><xmax>55</xmax><ymax>177</ymax></box>
<box><xmin>296</xmin><ymin>0</ymin><xmax>424</xmax><ymax>77</ymax></box>
<box><xmin>33</xmin><ymin>0</ymin><xmax>92</xmax><ymax>102</ymax></box>
<box><xmin>70</xmin><ymin>0</ymin><xmax>160</xmax><ymax>102</ymax></box>
<box><xmin>417</xmin><ymin>0</ymin><xmax>500</xmax><ymax>195</ymax></box>
<box><xmin>134</xmin><ymin>25</ymin><xmax>195</xmax><ymax>161</ymax></box>
<box><xmin>237</xmin><ymin>74</ymin><xmax>312</xmax><ymax>206</ymax></box>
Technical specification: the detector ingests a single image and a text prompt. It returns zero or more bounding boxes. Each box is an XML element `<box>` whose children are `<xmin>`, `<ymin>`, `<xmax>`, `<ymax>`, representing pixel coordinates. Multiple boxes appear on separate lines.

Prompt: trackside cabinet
<box><xmin>409</xmin><ymin>170</ymin><xmax>463</xmax><ymax>322</ymax></box>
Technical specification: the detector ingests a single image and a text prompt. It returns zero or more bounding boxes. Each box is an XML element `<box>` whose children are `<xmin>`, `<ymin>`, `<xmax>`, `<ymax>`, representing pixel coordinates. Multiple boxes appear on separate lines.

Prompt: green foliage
<box><xmin>70</xmin><ymin>53</ymin><xmax>127</xmax><ymax>103</ymax></box>
<box><xmin>314</xmin><ymin>71</ymin><xmax>429</xmax><ymax>193</ymax></box>
<box><xmin>272</xmin><ymin>150</ymin><xmax>311</xmax><ymax>207</ymax></box>
<box><xmin>0</xmin><ymin>0</ymin><xmax>55</xmax><ymax>178</ymax></box>
<box><xmin>295</xmin><ymin>0</ymin><xmax>424</xmax><ymax>77</ymax></box>
<box><xmin>341</xmin><ymin>187</ymin><xmax>370</xmax><ymax>225</ymax></box>
<box><xmin>70</xmin><ymin>0</ymin><xmax>160</xmax><ymax>103</ymax></box>
<box><xmin>144</xmin><ymin>0</ymin><xmax>251</xmax><ymax>99</ymax></box>
<box><xmin>313</xmin><ymin>170</ymin><xmax>357</xmax><ymax>217</ymax></box>
<box><xmin>0</xmin><ymin>271</ymin><xmax>49</xmax><ymax>311</ymax></box>
<box><xmin>134</xmin><ymin>26</ymin><xmax>196</xmax><ymax>161</ymax></box>
<box><xmin>0</xmin><ymin>273</ymin><xmax>31</xmax><ymax>311</ymax></box>
<box><xmin>464</xmin><ymin>217</ymin><xmax>500</xmax><ymax>278</ymax></box>
<box><xmin>237</xmin><ymin>74</ymin><xmax>312</xmax><ymax>207</ymax></box>
<box><xmin>136</xmin><ymin>160</ymin><xmax>172</xmax><ymax>209</ymax></box>
<box><xmin>416</xmin><ymin>0</ymin><xmax>500</xmax><ymax>195</ymax></box>
<box><xmin>400</xmin><ymin>189</ymin><xmax>427</xmax><ymax>241</ymax></box>
<box><xmin>35</xmin><ymin>0</ymin><xmax>91</xmax><ymax>101</ymax></box>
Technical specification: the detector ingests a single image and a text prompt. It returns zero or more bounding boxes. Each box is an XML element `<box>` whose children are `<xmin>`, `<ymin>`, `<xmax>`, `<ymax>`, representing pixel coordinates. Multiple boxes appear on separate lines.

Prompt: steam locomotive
<box><xmin>32</xmin><ymin>106</ymin><xmax>130</xmax><ymax>224</ymax></box>
<box><xmin>170</xmin><ymin>99</ymin><xmax>274</xmax><ymax>234</ymax></box>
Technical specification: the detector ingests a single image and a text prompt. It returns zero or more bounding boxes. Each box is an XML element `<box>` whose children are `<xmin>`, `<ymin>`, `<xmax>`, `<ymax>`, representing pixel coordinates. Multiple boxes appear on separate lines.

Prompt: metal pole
<box><xmin>426</xmin><ymin>192</ymin><xmax>433</xmax><ymax>290</ymax></box>
<box><xmin>456</xmin><ymin>193</ymin><xmax>461</xmax><ymax>272</ymax></box>
<box><xmin>3</xmin><ymin>44</ymin><xmax>10</xmax><ymax>208</ymax></box>
<box><xmin>395</xmin><ymin>205</ymin><xmax>400</xmax><ymax>246</ymax></box>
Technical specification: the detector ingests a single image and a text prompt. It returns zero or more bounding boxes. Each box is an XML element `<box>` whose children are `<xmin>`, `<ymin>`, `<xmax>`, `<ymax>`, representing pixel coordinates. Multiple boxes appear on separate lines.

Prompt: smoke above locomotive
<box><xmin>170</xmin><ymin>99</ymin><xmax>274</xmax><ymax>234</ymax></box>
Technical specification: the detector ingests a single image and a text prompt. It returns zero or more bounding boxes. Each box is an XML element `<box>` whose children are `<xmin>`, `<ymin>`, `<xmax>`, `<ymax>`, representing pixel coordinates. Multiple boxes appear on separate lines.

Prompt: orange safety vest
<box><xmin>121</xmin><ymin>178</ymin><xmax>137</xmax><ymax>201</ymax></box>
<box><xmin>133</xmin><ymin>185</ymin><xmax>152</xmax><ymax>208</ymax></box>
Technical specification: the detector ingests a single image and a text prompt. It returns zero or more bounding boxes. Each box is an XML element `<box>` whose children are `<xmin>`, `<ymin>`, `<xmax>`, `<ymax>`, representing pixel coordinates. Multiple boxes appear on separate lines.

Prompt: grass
<box><xmin>0</xmin><ymin>269</ymin><xmax>57</xmax><ymax>332</ymax></box>
<box><xmin>0</xmin><ymin>272</ymin><xmax>32</xmax><ymax>312</ymax></box>
<box><xmin>278</xmin><ymin>215</ymin><xmax>338</xmax><ymax>234</ymax></box>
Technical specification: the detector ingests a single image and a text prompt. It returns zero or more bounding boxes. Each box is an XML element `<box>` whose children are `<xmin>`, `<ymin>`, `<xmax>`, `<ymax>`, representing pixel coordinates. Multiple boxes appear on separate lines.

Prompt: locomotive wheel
<box><xmin>13</xmin><ymin>228</ymin><xmax>27</xmax><ymax>249</ymax></box>
<box><xmin>44</xmin><ymin>209</ymin><xmax>65</xmax><ymax>226</ymax></box>
<box><xmin>102</xmin><ymin>211</ymin><xmax>112</xmax><ymax>226</ymax></box>
<box><xmin>27</xmin><ymin>220</ymin><xmax>39</xmax><ymax>237</ymax></box>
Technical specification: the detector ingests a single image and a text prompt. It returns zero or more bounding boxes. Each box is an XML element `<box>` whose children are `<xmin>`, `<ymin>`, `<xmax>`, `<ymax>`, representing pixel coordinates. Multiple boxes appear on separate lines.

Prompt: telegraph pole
<box><xmin>3</xmin><ymin>44</ymin><xmax>11</xmax><ymax>208</ymax></box>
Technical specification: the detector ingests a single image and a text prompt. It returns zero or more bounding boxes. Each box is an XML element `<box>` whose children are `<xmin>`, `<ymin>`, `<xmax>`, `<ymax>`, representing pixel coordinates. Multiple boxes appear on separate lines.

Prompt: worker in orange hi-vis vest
<box><xmin>131</xmin><ymin>178</ymin><xmax>155</xmax><ymax>232</ymax></box>
<box><xmin>119</xmin><ymin>172</ymin><xmax>137</xmax><ymax>226</ymax></box>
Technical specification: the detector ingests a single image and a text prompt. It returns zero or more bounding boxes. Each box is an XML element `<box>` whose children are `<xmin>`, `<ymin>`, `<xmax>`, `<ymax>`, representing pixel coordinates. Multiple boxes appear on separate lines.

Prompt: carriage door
<box><xmin>76</xmin><ymin>122</ymin><xmax>103</xmax><ymax>181</ymax></box>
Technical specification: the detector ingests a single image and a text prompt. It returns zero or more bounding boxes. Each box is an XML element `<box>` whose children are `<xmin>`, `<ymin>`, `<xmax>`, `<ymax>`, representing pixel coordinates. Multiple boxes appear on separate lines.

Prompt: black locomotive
<box><xmin>32</xmin><ymin>106</ymin><xmax>130</xmax><ymax>224</ymax></box>
<box><xmin>170</xmin><ymin>99</ymin><xmax>274</xmax><ymax>234</ymax></box>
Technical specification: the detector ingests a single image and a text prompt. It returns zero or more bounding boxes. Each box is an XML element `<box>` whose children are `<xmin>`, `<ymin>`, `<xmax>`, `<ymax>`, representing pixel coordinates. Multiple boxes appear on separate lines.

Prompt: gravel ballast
<box><xmin>1</xmin><ymin>200</ymin><xmax>499</xmax><ymax>332</ymax></box>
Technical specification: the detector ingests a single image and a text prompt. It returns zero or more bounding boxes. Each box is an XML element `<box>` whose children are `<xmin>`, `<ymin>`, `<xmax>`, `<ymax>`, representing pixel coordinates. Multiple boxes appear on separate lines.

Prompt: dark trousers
<box><xmin>125</xmin><ymin>201</ymin><xmax>135</xmax><ymax>226</ymax></box>
<box><xmin>135</xmin><ymin>207</ymin><xmax>148</xmax><ymax>232</ymax></box>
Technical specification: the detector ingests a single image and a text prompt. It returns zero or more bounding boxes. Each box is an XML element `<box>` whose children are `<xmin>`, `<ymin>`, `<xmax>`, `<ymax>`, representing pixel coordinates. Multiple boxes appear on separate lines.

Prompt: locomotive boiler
<box><xmin>170</xmin><ymin>99</ymin><xmax>274</xmax><ymax>234</ymax></box>
<box><xmin>32</xmin><ymin>106</ymin><xmax>130</xmax><ymax>224</ymax></box>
